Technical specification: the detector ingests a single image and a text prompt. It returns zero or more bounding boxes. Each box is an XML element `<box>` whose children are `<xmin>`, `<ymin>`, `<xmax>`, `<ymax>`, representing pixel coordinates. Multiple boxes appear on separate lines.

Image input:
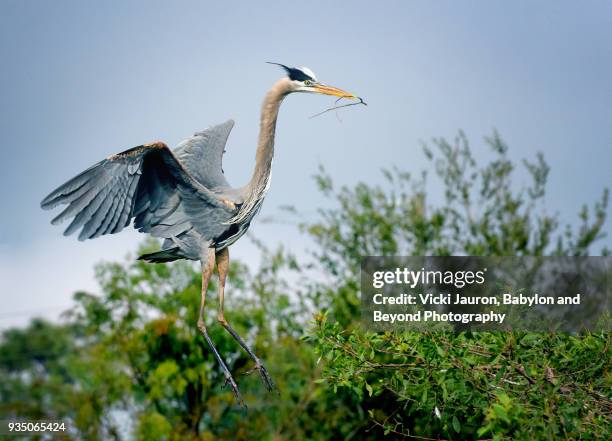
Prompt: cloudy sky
<box><xmin>1</xmin><ymin>1</ymin><xmax>610</xmax><ymax>329</ymax></box>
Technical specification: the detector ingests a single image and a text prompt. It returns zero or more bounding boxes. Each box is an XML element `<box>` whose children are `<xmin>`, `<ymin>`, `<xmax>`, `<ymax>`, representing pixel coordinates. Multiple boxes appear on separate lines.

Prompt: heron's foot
<box><xmin>198</xmin><ymin>323</ymin><xmax>246</xmax><ymax>409</ymax></box>
<box><xmin>244</xmin><ymin>361</ymin><xmax>276</xmax><ymax>393</ymax></box>
<box><xmin>257</xmin><ymin>363</ymin><xmax>276</xmax><ymax>393</ymax></box>
<box><xmin>223</xmin><ymin>372</ymin><xmax>246</xmax><ymax>409</ymax></box>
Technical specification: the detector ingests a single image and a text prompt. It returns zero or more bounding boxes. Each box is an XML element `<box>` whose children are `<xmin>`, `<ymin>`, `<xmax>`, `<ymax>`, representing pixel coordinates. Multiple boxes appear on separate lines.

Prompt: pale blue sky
<box><xmin>0</xmin><ymin>1</ymin><xmax>610</xmax><ymax>327</ymax></box>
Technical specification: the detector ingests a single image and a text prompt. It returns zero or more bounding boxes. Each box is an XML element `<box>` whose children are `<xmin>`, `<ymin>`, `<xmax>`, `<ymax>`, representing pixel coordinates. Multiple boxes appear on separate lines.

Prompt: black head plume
<box><xmin>266</xmin><ymin>62</ymin><xmax>316</xmax><ymax>82</ymax></box>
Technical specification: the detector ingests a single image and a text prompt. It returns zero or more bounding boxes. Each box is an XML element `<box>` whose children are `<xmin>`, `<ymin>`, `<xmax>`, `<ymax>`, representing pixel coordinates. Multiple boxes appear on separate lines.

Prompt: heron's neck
<box><xmin>249</xmin><ymin>79</ymin><xmax>290</xmax><ymax>193</ymax></box>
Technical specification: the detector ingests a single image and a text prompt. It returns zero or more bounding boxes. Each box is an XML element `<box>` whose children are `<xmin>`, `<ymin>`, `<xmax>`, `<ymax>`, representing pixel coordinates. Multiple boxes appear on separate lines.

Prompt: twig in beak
<box><xmin>309</xmin><ymin>97</ymin><xmax>367</xmax><ymax>119</ymax></box>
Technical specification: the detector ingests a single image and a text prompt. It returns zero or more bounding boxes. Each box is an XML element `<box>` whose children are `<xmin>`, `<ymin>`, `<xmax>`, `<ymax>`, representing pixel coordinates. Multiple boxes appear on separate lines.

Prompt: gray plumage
<box><xmin>41</xmin><ymin>65</ymin><xmax>360</xmax><ymax>406</ymax></box>
<box><xmin>174</xmin><ymin>119</ymin><xmax>234</xmax><ymax>190</ymax></box>
<box><xmin>41</xmin><ymin>123</ymin><xmax>244</xmax><ymax>261</ymax></box>
<box><xmin>41</xmin><ymin>67</ymin><xmax>358</xmax><ymax>265</ymax></box>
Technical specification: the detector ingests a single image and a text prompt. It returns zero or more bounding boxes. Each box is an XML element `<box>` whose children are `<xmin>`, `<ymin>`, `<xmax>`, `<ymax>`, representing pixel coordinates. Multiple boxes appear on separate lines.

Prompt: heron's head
<box><xmin>267</xmin><ymin>62</ymin><xmax>357</xmax><ymax>100</ymax></box>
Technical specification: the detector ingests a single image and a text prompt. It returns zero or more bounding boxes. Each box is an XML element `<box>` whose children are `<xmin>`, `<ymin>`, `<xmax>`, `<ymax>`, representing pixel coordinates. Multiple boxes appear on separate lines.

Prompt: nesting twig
<box><xmin>310</xmin><ymin>96</ymin><xmax>367</xmax><ymax>119</ymax></box>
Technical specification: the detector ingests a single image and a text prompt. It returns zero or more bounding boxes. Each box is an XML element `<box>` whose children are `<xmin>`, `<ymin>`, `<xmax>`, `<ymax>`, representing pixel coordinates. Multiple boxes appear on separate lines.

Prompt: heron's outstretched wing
<box><xmin>41</xmin><ymin>142</ymin><xmax>235</xmax><ymax>241</ymax></box>
<box><xmin>173</xmin><ymin>119</ymin><xmax>235</xmax><ymax>190</ymax></box>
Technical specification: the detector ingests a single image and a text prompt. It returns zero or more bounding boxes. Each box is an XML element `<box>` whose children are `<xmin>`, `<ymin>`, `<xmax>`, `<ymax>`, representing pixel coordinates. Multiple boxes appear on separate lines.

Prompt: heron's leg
<box><xmin>197</xmin><ymin>248</ymin><xmax>245</xmax><ymax>407</ymax></box>
<box><xmin>216</xmin><ymin>247</ymin><xmax>276</xmax><ymax>392</ymax></box>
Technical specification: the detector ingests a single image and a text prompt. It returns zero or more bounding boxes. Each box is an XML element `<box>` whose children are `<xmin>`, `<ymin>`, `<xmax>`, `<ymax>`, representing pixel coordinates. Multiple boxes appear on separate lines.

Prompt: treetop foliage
<box><xmin>1</xmin><ymin>131</ymin><xmax>609</xmax><ymax>440</ymax></box>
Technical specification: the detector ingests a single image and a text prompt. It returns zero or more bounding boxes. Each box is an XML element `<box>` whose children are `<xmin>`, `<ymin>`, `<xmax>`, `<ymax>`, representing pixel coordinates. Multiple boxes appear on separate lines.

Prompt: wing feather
<box><xmin>41</xmin><ymin>162</ymin><xmax>105</xmax><ymax>209</ymax></box>
<box><xmin>92</xmin><ymin>186</ymin><xmax>122</xmax><ymax>238</ymax></box>
<box><xmin>80</xmin><ymin>187</ymin><xmax>115</xmax><ymax>239</ymax></box>
<box><xmin>113</xmin><ymin>175</ymin><xmax>139</xmax><ymax>234</ymax></box>
<box><xmin>75</xmin><ymin>187</ymin><xmax>112</xmax><ymax>240</ymax></box>
<box><xmin>41</xmin><ymin>141</ymin><xmax>235</xmax><ymax>242</ymax></box>
<box><xmin>174</xmin><ymin>120</ymin><xmax>234</xmax><ymax>189</ymax></box>
<box><xmin>50</xmin><ymin>173</ymin><xmax>112</xmax><ymax>225</ymax></box>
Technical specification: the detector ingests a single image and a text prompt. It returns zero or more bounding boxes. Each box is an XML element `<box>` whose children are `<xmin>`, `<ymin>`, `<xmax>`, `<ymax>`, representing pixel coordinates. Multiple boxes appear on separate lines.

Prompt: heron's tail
<box><xmin>138</xmin><ymin>247</ymin><xmax>182</xmax><ymax>263</ymax></box>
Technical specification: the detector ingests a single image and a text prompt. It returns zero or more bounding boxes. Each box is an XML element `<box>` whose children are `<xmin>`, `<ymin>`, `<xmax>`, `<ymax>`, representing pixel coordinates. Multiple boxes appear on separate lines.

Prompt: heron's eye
<box><xmin>304</xmin><ymin>80</ymin><xmax>313</xmax><ymax>86</ymax></box>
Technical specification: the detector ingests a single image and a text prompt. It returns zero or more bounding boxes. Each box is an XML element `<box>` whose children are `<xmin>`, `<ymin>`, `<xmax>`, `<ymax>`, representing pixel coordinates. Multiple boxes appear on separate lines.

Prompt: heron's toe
<box><xmin>257</xmin><ymin>363</ymin><xmax>276</xmax><ymax>393</ymax></box>
<box><xmin>223</xmin><ymin>373</ymin><xmax>247</xmax><ymax>409</ymax></box>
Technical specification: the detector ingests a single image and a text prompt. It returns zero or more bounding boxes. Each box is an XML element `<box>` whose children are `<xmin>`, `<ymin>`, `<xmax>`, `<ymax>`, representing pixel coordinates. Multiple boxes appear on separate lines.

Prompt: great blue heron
<box><xmin>41</xmin><ymin>63</ymin><xmax>360</xmax><ymax>407</ymax></box>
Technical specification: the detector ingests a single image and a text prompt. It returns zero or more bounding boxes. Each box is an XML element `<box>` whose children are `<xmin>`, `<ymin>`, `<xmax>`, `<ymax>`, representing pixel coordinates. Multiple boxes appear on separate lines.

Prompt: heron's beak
<box><xmin>312</xmin><ymin>84</ymin><xmax>357</xmax><ymax>100</ymax></box>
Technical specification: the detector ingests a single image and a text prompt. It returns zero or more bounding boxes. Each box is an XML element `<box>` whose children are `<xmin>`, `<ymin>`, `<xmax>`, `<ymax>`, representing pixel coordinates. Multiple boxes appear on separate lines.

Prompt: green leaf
<box><xmin>452</xmin><ymin>415</ymin><xmax>461</xmax><ymax>433</ymax></box>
